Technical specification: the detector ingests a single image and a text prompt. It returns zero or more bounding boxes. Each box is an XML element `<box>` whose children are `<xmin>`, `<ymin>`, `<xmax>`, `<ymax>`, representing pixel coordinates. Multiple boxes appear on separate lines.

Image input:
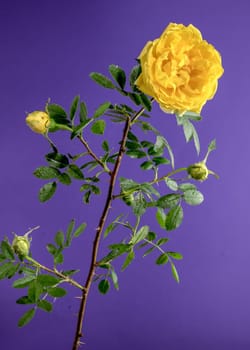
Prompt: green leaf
<box><xmin>47</xmin><ymin>244</ymin><xmax>57</xmax><ymax>258</ymax></box>
<box><xmin>208</xmin><ymin>139</ymin><xmax>216</xmax><ymax>152</ymax></box>
<box><xmin>165</xmin><ymin>178</ymin><xmax>178</xmax><ymax>191</ymax></box>
<box><xmin>152</xmin><ymin>156</ymin><xmax>169</xmax><ymax>166</ymax></box>
<box><xmin>110</xmin><ymin>268</ymin><xmax>119</xmax><ymax>290</ymax></box>
<box><xmin>93</xmin><ymin>101</ymin><xmax>111</xmax><ymax>118</ymax></box>
<box><xmin>98</xmin><ymin>279</ymin><xmax>110</xmax><ymax>294</ymax></box>
<box><xmin>33</xmin><ymin>166</ymin><xmax>60</xmax><ymax>179</ymax></box>
<box><xmin>37</xmin><ymin>299</ymin><xmax>53</xmax><ymax>312</ymax></box>
<box><xmin>139</xmin><ymin>93</ymin><xmax>152</xmax><ymax>111</ymax></box>
<box><xmin>178</xmin><ymin>183</ymin><xmax>197</xmax><ymax>191</ymax></box>
<box><xmin>16</xmin><ymin>296</ymin><xmax>33</xmax><ymax>305</ymax></box>
<box><xmin>39</xmin><ymin>182</ymin><xmax>57</xmax><ymax>202</ymax></box>
<box><xmin>132</xmin><ymin>193</ymin><xmax>147</xmax><ymax>216</ymax></box>
<box><xmin>47</xmin><ymin>104</ymin><xmax>71</xmax><ymax>132</ymax></box>
<box><xmin>156</xmin><ymin>208</ymin><xmax>166</xmax><ymax>229</ymax></box>
<box><xmin>73</xmin><ymin>223</ymin><xmax>87</xmax><ymax>238</ymax></box>
<box><xmin>128</xmin><ymin>92</ymin><xmax>141</xmax><ymax>105</ymax></box>
<box><xmin>154</xmin><ymin>135</ymin><xmax>164</xmax><ymax>152</ymax></box>
<box><xmin>37</xmin><ymin>274</ymin><xmax>59</xmax><ymax>287</ymax></box>
<box><xmin>143</xmin><ymin>246</ymin><xmax>156</xmax><ymax>257</ymax></box>
<box><xmin>13</xmin><ymin>275</ymin><xmax>36</xmax><ymax>288</ymax></box>
<box><xmin>68</xmin><ymin>164</ymin><xmax>84</xmax><ymax>179</ymax></box>
<box><xmin>46</xmin><ymin>152</ymin><xmax>69</xmax><ymax>168</ymax></box>
<box><xmin>70</xmin><ymin>119</ymin><xmax>92</xmax><ymax>139</ymax></box>
<box><xmin>171</xmin><ymin>262</ymin><xmax>180</xmax><ymax>283</ymax></box>
<box><xmin>47</xmin><ymin>103</ymin><xmax>67</xmax><ymax>119</ymax></box>
<box><xmin>127</xmin><ymin>131</ymin><xmax>139</xmax><ymax>142</ymax></box>
<box><xmin>18</xmin><ymin>308</ymin><xmax>36</xmax><ymax>327</ymax></box>
<box><xmin>147</xmin><ymin>231</ymin><xmax>157</xmax><ymax>241</ymax></box>
<box><xmin>54</xmin><ymin>252</ymin><xmax>64</xmax><ymax>265</ymax></box>
<box><xmin>79</xmin><ymin>102</ymin><xmax>88</xmax><ymax>122</ymax></box>
<box><xmin>129</xmin><ymin>64</ymin><xmax>141</xmax><ymax>91</ymax></box>
<box><xmin>57</xmin><ymin>173</ymin><xmax>71</xmax><ymax>185</ymax></box>
<box><xmin>140</xmin><ymin>161</ymin><xmax>153</xmax><ymax>170</ymax></box>
<box><xmin>129</xmin><ymin>226</ymin><xmax>149</xmax><ymax>245</ymax></box>
<box><xmin>55</xmin><ymin>231</ymin><xmax>64</xmax><ymax>248</ymax></box>
<box><xmin>28</xmin><ymin>281</ymin><xmax>43</xmax><ymax>303</ymax></box>
<box><xmin>1</xmin><ymin>240</ymin><xmax>15</xmax><ymax>260</ymax></box>
<box><xmin>165</xmin><ymin>205</ymin><xmax>183</xmax><ymax>231</ymax></box>
<box><xmin>90</xmin><ymin>72</ymin><xmax>115</xmax><ymax>89</ymax></box>
<box><xmin>0</xmin><ymin>262</ymin><xmax>17</xmax><ymax>279</ymax></box>
<box><xmin>122</xmin><ymin>250</ymin><xmax>135</xmax><ymax>271</ymax></box>
<box><xmin>47</xmin><ymin>287</ymin><xmax>67</xmax><ymax>298</ymax></box>
<box><xmin>70</xmin><ymin>95</ymin><xmax>80</xmax><ymax>121</ymax></box>
<box><xmin>156</xmin><ymin>194</ymin><xmax>181</xmax><ymax>209</ymax></box>
<box><xmin>156</xmin><ymin>238</ymin><xmax>169</xmax><ymax>246</ymax></box>
<box><xmin>168</xmin><ymin>252</ymin><xmax>183</xmax><ymax>260</ymax></box>
<box><xmin>156</xmin><ymin>253</ymin><xmax>169</xmax><ymax>265</ymax></box>
<box><xmin>126</xmin><ymin>150</ymin><xmax>146</xmax><ymax>158</ymax></box>
<box><xmin>102</xmin><ymin>140</ymin><xmax>109</xmax><ymax>152</ymax></box>
<box><xmin>65</xmin><ymin>219</ymin><xmax>75</xmax><ymax>247</ymax></box>
<box><xmin>109</xmin><ymin>64</ymin><xmax>126</xmax><ymax>89</ymax></box>
<box><xmin>91</xmin><ymin>120</ymin><xmax>106</xmax><ymax>135</ymax></box>
<box><xmin>183</xmin><ymin>189</ymin><xmax>204</xmax><ymax>206</ymax></box>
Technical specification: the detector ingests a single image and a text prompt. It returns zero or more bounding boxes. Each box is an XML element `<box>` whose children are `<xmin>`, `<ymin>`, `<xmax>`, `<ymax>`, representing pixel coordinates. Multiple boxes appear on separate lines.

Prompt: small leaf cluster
<box><xmin>46</xmin><ymin>219</ymin><xmax>86</xmax><ymax>265</ymax></box>
<box><xmin>176</xmin><ymin>112</ymin><xmax>202</xmax><ymax>155</ymax></box>
<box><xmin>90</xmin><ymin>64</ymin><xmax>152</xmax><ymax>112</ymax></box>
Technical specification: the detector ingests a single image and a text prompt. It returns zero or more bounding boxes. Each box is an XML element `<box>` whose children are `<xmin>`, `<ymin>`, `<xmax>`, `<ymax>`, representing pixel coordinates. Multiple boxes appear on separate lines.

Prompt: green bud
<box><xmin>12</xmin><ymin>235</ymin><xmax>30</xmax><ymax>258</ymax></box>
<box><xmin>187</xmin><ymin>162</ymin><xmax>209</xmax><ymax>181</ymax></box>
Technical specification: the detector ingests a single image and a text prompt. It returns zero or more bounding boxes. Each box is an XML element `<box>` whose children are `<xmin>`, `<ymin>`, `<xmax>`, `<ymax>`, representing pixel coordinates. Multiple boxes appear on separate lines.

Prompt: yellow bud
<box><xmin>187</xmin><ymin>162</ymin><xmax>209</xmax><ymax>181</ymax></box>
<box><xmin>12</xmin><ymin>235</ymin><xmax>30</xmax><ymax>258</ymax></box>
<box><xmin>26</xmin><ymin>111</ymin><xmax>50</xmax><ymax>134</ymax></box>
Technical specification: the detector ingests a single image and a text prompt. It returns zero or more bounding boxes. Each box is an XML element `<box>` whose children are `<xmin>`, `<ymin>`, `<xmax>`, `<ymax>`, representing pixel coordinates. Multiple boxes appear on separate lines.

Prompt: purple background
<box><xmin>0</xmin><ymin>1</ymin><xmax>248</xmax><ymax>349</ymax></box>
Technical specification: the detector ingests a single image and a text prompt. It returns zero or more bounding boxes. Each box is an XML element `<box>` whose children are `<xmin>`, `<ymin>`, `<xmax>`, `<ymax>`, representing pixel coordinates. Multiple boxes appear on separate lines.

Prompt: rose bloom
<box><xmin>136</xmin><ymin>23</ymin><xmax>224</xmax><ymax>115</ymax></box>
<box><xmin>26</xmin><ymin>111</ymin><xmax>50</xmax><ymax>134</ymax></box>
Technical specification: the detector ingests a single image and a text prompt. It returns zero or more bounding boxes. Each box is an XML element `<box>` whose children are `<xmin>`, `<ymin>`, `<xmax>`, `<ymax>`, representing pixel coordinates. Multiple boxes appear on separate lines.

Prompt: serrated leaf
<box><xmin>156</xmin><ymin>238</ymin><xmax>169</xmax><ymax>246</ymax></box>
<box><xmin>18</xmin><ymin>308</ymin><xmax>36</xmax><ymax>327</ymax></box>
<box><xmin>128</xmin><ymin>92</ymin><xmax>141</xmax><ymax>105</ymax></box>
<box><xmin>156</xmin><ymin>253</ymin><xmax>169</xmax><ymax>265</ymax></box>
<box><xmin>91</xmin><ymin>120</ymin><xmax>106</xmax><ymax>135</ymax></box>
<box><xmin>156</xmin><ymin>208</ymin><xmax>166</xmax><ymax>229</ymax></box>
<box><xmin>0</xmin><ymin>262</ymin><xmax>17</xmax><ymax>279</ymax></box>
<box><xmin>54</xmin><ymin>252</ymin><xmax>64</xmax><ymax>265</ymax></box>
<box><xmin>1</xmin><ymin>240</ymin><xmax>15</xmax><ymax>260</ymax></box>
<box><xmin>165</xmin><ymin>205</ymin><xmax>183</xmax><ymax>231</ymax></box>
<box><xmin>122</xmin><ymin>250</ymin><xmax>135</xmax><ymax>271</ymax></box>
<box><xmin>28</xmin><ymin>281</ymin><xmax>43</xmax><ymax>303</ymax></box>
<box><xmin>156</xmin><ymin>194</ymin><xmax>181</xmax><ymax>209</ymax></box>
<box><xmin>129</xmin><ymin>226</ymin><xmax>149</xmax><ymax>245</ymax></box>
<box><xmin>70</xmin><ymin>95</ymin><xmax>80</xmax><ymax>121</ymax></box>
<box><xmin>127</xmin><ymin>131</ymin><xmax>138</xmax><ymax>142</ymax></box>
<box><xmin>139</xmin><ymin>93</ymin><xmax>152</xmax><ymax>111</ymax></box>
<box><xmin>171</xmin><ymin>262</ymin><xmax>180</xmax><ymax>283</ymax></box>
<box><xmin>73</xmin><ymin>223</ymin><xmax>87</xmax><ymax>237</ymax></box>
<box><xmin>68</xmin><ymin>164</ymin><xmax>84</xmax><ymax>179</ymax></box>
<box><xmin>178</xmin><ymin>183</ymin><xmax>197</xmax><ymax>191</ymax></box>
<box><xmin>47</xmin><ymin>287</ymin><xmax>67</xmax><ymax>298</ymax></box>
<box><xmin>55</xmin><ymin>231</ymin><xmax>64</xmax><ymax>248</ymax></box>
<box><xmin>46</xmin><ymin>152</ymin><xmax>69</xmax><ymax>168</ymax></box>
<box><xmin>98</xmin><ymin>279</ymin><xmax>110</xmax><ymax>294</ymax></box>
<box><xmin>183</xmin><ymin>189</ymin><xmax>204</xmax><ymax>206</ymax></box>
<box><xmin>152</xmin><ymin>156</ymin><xmax>169</xmax><ymax>166</ymax></box>
<box><xmin>37</xmin><ymin>274</ymin><xmax>59</xmax><ymax>287</ymax></box>
<box><xmin>70</xmin><ymin>119</ymin><xmax>92</xmax><ymax>139</ymax></box>
<box><xmin>143</xmin><ymin>246</ymin><xmax>155</xmax><ymax>257</ymax></box>
<box><xmin>47</xmin><ymin>104</ymin><xmax>67</xmax><ymax>119</ymax></box>
<box><xmin>110</xmin><ymin>268</ymin><xmax>119</xmax><ymax>290</ymax></box>
<box><xmin>140</xmin><ymin>161</ymin><xmax>153</xmax><ymax>170</ymax></box>
<box><xmin>165</xmin><ymin>178</ymin><xmax>178</xmax><ymax>191</ymax></box>
<box><xmin>102</xmin><ymin>140</ymin><xmax>109</xmax><ymax>152</ymax></box>
<box><xmin>37</xmin><ymin>299</ymin><xmax>53</xmax><ymax>312</ymax></box>
<box><xmin>93</xmin><ymin>101</ymin><xmax>111</xmax><ymax>118</ymax></box>
<box><xmin>16</xmin><ymin>296</ymin><xmax>33</xmax><ymax>305</ymax></box>
<box><xmin>168</xmin><ymin>252</ymin><xmax>183</xmax><ymax>260</ymax></box>
<box><xmin>13</xmin><ymin>275</ymin><xmax>36</xmax><ymax>288</ymax></box>
<box><xmin>65</xmin><ymin>219</ymin><xmax>75</xmax><ymax>247</ymax></box>
<box><xmin>79</xmin><ymin>101</ymin><xmax>88</xmax><ymax>122</ymax></box>
<box><xmin>57</xmin><ymin>173</ymin><xmax>71</xmax><ymax>185</ymax></box>
<box><xmin>33</xmin><ymin>166</ymin><xmax>60</xmax><ymax>179</ymax></box>
<box><xmin>126</xmin><ymin>150</ymin><xmax>146</xmax><ymax>158</ymax></box>
<box><xmin>39</xmin><ymin>182</ymin><xmax>57</xmax><ymax>202</ymax></box>
<box><xmin>90</xmin><ymin>72</ymin><xmax>115</xmax><ymax>89</ymax></box>
<box><xmin>109</xmin><ymin>64</ymin><xmax>126</xmax><ymax>89</ymax></box>
<box><xmin>129</xmin><ymin>64</ymin><xmax>141</xmax><ymax>91</ymax></box>
<box><xmin>147</xmin><ymin>231</ymin><xmax>157</xmax><ymax>241</ymax></box>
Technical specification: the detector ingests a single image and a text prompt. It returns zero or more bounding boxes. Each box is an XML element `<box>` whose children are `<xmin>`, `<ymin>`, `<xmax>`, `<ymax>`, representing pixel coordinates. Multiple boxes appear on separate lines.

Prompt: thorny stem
<box><xmin>26</xmin><ymin>256</ymin><xmax>85</xmax><ymax>291</ymax></box>
<box><xmin>77</xmin><ymin>135</ymin><xmax>111</xmax><ymax>175</ymax></box>
<box><xmin>72</xmin><ymin>107</ymin><xmax>146</xmax><ymax>350</ymax></box>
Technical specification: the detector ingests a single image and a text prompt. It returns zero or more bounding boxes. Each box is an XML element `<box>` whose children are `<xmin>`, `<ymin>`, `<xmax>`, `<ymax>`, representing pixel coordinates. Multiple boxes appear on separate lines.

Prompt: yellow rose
<box><xmin>26</xmin><ymin>111</ymin><xmax>50</xmax><ymax>134</ymax></box>
<box><xmin>136</xmin><ymin>23</ymin><xmax>224</xmax><ymax>115</ymax></box>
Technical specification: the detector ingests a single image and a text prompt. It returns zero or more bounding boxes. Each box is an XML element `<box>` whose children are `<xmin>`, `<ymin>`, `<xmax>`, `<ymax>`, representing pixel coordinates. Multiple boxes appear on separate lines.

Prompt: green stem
<box><xmin>25</xmin><ymin>256</ymin><xmax>85</xmax><ymax>291</ymax></box>
<box><xmin>150</xmin><ymin>167</ymin><xmax>188</xmax><ymax>185</ymax></box>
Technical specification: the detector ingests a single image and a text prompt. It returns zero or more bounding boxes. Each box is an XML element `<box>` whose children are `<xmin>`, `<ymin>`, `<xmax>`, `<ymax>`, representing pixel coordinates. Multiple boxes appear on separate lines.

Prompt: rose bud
<box><xmin>26</xmin><ymin>111</ymin><xmax>50</xmax><ymax>134</ymax></box>
<box><xmin>187</xmin><ymin>162</ymin><xmax>209</xmax><ymax>181</ymax></box>
<box><xmin>12</xmin><ymin>235</ymin><xmax>30</xmax><ymax>258</ymax></box>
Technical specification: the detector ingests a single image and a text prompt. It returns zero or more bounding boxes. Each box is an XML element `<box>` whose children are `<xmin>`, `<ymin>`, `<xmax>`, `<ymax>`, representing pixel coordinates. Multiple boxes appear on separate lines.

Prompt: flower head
<box><xmin>12</xmin><ymin>235</ymin><xmax>30</xmax><ymax>258</ymax></box>
<box><xmin>26</xmin><ymin>111</ymin><xmax>50</xmax><ymax>134</ymax></box>
<box><xmin>136</xmin><ymin>23</ymin><xmax>224</xmax><ymax>115</ymax></box>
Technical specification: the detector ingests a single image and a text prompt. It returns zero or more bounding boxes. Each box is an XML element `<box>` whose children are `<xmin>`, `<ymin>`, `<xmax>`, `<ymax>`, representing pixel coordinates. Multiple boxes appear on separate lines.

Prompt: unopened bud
<box><xmin>12</xmin><ymin>235</ymin><xmax>30</xmax><ymax>258</ymax></box>
<box><xmin>187</xmin><ymin>162</ymin><xmax>209</xmax><ymax>181</ymax></box>
<box><xmin>26</xmin><ymin>111</ymin><xmax>50</xmax><ymax>134</ymax></box>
